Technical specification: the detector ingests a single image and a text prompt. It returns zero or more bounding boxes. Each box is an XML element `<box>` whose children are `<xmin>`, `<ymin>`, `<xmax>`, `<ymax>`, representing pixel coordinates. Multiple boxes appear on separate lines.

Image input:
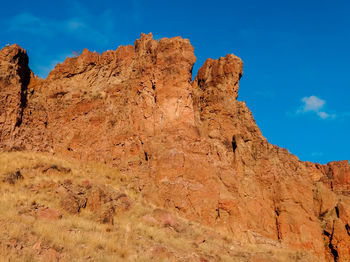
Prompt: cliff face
<box><xmin>0</xmin><ymin>33</ymin><xmax>349</xmax><ymax>261</ymax></box>
<box><xmin>0</xmin><ymin>44</ymin><xmax>31</xmax><ymax>143</ymax></box>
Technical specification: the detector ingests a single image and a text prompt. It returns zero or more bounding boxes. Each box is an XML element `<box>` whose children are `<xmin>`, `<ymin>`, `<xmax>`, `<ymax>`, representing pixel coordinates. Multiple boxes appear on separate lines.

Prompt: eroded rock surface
<box><xmin>1</xmin><ymin>33</ymin><xmax>349</xmax><ymax>261</ymax></box>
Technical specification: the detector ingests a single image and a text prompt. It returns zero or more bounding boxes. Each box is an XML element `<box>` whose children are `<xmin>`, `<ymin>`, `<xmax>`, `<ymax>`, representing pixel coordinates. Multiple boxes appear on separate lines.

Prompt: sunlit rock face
<box><xmin>1</xmin><ymin>33</ymin><xmax>349</xmax><ymax>261</ymax></box>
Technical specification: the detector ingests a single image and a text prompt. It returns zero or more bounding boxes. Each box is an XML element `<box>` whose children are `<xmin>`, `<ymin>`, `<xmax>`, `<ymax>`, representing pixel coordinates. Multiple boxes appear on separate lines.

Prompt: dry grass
<box><xmin>0</xmin><ymin>151</ymin><xmax>318</xmax><ymax>261</ymax></box>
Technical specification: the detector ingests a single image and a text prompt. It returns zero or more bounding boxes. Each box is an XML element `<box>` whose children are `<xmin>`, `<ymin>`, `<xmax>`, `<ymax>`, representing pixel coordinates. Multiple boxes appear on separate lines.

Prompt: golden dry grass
<box><xmin>0</xmin><ymin>151</ymin><xmax>318</xmax><ymax>262</ymax></box>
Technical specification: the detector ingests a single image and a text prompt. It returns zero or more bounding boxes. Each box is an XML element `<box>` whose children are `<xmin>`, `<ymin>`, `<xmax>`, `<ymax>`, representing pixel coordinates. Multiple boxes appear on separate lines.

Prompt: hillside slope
<box><xmin>0</xmin><ymin>152</ymin><xmax>318</xmax><ymax>262</ymax></box>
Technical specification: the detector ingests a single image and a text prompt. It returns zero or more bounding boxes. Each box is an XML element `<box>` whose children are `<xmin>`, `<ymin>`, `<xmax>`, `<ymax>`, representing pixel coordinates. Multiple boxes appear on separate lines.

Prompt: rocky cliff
<box><xmin>1</xmin><ymin>33</ymin><xmax>349</xmax><ymax>261</ymax></box>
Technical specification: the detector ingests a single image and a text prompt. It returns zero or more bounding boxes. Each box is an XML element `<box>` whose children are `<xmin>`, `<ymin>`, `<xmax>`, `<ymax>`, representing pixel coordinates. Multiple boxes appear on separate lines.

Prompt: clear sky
<box><xmin>1</xmin><ymin>0</ymin><xmax>349</xmax><ymax>164</ymax></box>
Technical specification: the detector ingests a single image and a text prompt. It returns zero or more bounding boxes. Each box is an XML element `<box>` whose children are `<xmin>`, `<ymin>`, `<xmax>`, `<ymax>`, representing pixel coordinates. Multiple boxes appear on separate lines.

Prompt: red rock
<box><xmin>153</xmin><ymin>209</ymin><xmax>179</xmax><ymax>228</ymax></box>
<box><xmin>142</xmin><ymin>214</ymin><xmax>158</xmax><ymax>226</ymax></box>
<box><xmin>59</xmin><ymin>193</ymin><xmax>81</xmax><ymax>213</ymax></box>
<box><xmin>37</xmin><ymin>207</ymin><xmax>62</xmax><ymax>220</ymax></box>
<box><xmin>55</xmin><ymin>185</ymin><xmax>68</xmax><ymax>195</ymax></box>
<box><xmin>0</xmin><ymin>44</ymin><xmax>30</xmax><ymax>148</ymax></box>
<box><xmin>82</xmin><ymin>180</ymin><xmax>91</xmax><ymax>189</ymax></box>
<box><xmin>1</xmin><ymin>34</ymin><xmax>350</xmax><ymax>261</ymax></box>
<box><xmin>98</xmin><ymin>203</ymin><xmax>115</xmax><ymax>225</ymax></box>
<box><xmin>42</xmin><ymin>248</ymin><xmax>60</xmax><ymax>262</ymax></box>
<box><xmin>86</xmin><ymin>187</ymin><xmax>105</xmax><ymax>211</ymax></box>
<box><xmin>116</xmin><ymin>194</ymin><xmax>131</xmax><ymax>211</ymax></box>
<box><xmin>32</xmin><ymin>241</ymin><xmax>41</xmax><ymax>252</ymax></box>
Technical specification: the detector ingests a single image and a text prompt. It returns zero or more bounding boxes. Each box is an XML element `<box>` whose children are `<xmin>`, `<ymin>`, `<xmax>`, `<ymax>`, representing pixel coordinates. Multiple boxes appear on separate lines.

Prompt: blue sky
<box><xmin>1</xmin><ymin>0</ymin><xmax>349</xmax><ymax>164</ymax></box>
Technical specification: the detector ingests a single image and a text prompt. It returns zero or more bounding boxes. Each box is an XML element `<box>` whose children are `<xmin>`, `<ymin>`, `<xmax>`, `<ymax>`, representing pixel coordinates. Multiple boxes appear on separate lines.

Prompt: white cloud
<box><xmin>297</xmin><ymin>95</ymin><xmax>336</xmax><ymax>120</ymax></box>
<box><xmin>301</xmin><ymin>96</ymin><xmax>325</xmax><ymax>112</ymax></box>
<box><xmin>317</xmin><ymin>111</ymin><xmax>330</xmax><ymax>119</ymax></box>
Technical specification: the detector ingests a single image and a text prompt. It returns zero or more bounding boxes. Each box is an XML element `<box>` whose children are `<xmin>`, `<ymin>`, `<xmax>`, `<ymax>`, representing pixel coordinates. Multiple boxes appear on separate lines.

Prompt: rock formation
<box><xmin>0</xmin><ymin>33</ymin><xmax>349</xmax><ymax>261</ymax></box>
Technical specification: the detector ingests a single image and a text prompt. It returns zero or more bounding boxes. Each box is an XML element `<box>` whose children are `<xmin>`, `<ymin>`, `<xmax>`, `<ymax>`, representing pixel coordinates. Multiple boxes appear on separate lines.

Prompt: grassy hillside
<box><xmin>0</xmin><ymin>152</ymin><xmax>317</xmax><ymax>262</ymax></box>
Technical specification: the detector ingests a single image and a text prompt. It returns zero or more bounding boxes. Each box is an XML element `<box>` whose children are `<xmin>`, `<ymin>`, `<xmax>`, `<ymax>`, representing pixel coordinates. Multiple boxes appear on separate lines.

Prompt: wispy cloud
<box><xmin>6</xmin><ymin>10</ymin><xmax>113</xmax><ymax>46</ymax></box>
<box><xmin>7</xmin><ymin>12</ymin><xmax>44</xmax><ymax>33</ymax></box>
<box><xmin>296</xmin><ymin>95</ymin><xmax>336</xmax><ymax>119</ymax></box>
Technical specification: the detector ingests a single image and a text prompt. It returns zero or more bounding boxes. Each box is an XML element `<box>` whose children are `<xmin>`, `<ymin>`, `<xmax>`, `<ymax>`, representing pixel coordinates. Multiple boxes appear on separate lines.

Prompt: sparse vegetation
<box><xmin>0</xmin><ymin>152</ymin><xmax>318</xmax><ymax>261</ymax></box>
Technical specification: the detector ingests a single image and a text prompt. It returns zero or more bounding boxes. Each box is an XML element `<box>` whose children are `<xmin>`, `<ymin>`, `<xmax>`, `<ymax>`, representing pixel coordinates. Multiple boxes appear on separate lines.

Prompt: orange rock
<box><xmin>142</xmin><ymin>214</ymin><xmax>158</xmax><ymax>226</ymax></box>
<box><xmin>86</xmin><ymin>187</ymin><xmax>105</xmax><ymax>212</ymax></box>
<box><xmin>37</xmin><ymin>207</ymin><xmax>62</xmax><ymax>220</ymax></box>
<box><xmin>98</xmin><ymin>204</ymin><xmax>115</xmax><ymax>225</ymax></box>
<box><xmin>42</xmin><ymin>248</ymin><xmax>60</xmax><ymax>262</ymax></box>
<box><xmin>59</xmin><ymin>193</ymin><xmax>81</xmax><ymax>213</ymax></box>
<box><xmin>32</xmin><ymin>241</ymin><xmax>41</xmax><ymax>252</ymax></box>
<box><xmin>1</xmin><ymin>34</ymin><xmax>350</xmax><ymax>261</ymax></box>
<box><xmin>82</xmin><ymin>180</ymin><xmax>91</xmax><ymax>189</ymax></box>
<box><xmin>153</xmin><ymin>209</ymin><xmax>179</xmax><ymax>228</ymax></box>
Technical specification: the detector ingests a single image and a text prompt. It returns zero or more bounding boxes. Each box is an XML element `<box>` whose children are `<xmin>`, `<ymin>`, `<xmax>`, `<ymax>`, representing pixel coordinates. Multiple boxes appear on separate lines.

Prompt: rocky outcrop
<box><xmin>0</xmin><ymin>33</ymin><xmax>349</xmax><ymax>261</ymax></box>
<box><xmin>0</xmin><ymin>44</ymin><xmax>31</xmax><ymax>146</ymax></box>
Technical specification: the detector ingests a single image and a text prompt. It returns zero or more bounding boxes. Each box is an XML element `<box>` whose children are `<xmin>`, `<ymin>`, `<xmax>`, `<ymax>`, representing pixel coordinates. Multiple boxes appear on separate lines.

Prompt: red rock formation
<box><xmin>1</xmin><ymin>33</ymin><xmax>349</xmax><ymax>261</ymax></box>
<box><xmin>0</xmin><ymin>44</ymin><xmax>30</xmax><ymax>146</ymax></box>
<box><xmin>37</xmin><ymin>207</ymin><xmax>62</xmax><ymax>221</ymax></box>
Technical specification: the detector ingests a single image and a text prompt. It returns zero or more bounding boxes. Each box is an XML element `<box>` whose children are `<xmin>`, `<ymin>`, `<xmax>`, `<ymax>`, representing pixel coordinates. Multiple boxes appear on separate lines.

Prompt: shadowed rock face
<box><xmin>0</xmin><ymin>33</ymin><xmax>349</xmax><ymax>261</ymax></box>
<box><xmin>0</xmin><ymin>44</ymin><xmax>31</xmax><ymax>143</ymax></box>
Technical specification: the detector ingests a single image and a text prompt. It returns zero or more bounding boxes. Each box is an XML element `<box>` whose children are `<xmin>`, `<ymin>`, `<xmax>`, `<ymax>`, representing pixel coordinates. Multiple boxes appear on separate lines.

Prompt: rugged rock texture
<box><xmin>0</xmin><ymin>33</ymin><xmax>349</xmax><ymax>261</ymax></box>
<box><xmin>0</xmin><ymin>44</ymin><xmax>30</xmax><ymax>144</ymax></box>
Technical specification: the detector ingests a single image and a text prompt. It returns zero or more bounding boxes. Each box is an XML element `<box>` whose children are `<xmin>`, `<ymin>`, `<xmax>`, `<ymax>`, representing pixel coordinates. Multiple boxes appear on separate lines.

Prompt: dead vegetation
<box><xmin>0</xmin><ymin>152</ymin><xmax>318</xmax><ymax>261</ymax></box>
